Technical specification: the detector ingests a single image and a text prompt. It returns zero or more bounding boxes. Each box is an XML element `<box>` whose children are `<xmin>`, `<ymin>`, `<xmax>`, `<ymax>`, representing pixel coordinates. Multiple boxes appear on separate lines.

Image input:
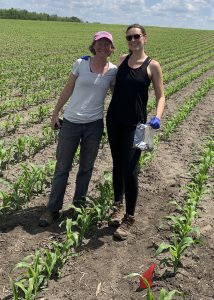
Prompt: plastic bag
<box><xmin>133</xmin><ymin>123</ymin><xmax>154</xmax><ymax>151</ymax></box>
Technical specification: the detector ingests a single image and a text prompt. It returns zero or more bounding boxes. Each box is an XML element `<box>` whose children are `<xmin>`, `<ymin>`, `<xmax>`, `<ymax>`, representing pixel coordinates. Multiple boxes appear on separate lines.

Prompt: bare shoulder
<box><xmin>149</xmin><ymin>59</ymin><xmax>161</xmax><ymax>70</ymax></box>
<box><xmin>148</xmin><ymin>59</ymin><xmax>162</xmax><ymax>76</ymax></box>
<box><xmin>118</xmin><ymin>54</ymin><xmax>128</xmax><ymax>66</ymax></box>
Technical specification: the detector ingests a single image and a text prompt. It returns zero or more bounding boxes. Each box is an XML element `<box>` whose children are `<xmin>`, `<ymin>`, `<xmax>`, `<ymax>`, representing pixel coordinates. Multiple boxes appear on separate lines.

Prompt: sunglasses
<box><xmin>126</xmin><ymin>34</ymin><xmax>143</xmax><ymax>41</ymax></box>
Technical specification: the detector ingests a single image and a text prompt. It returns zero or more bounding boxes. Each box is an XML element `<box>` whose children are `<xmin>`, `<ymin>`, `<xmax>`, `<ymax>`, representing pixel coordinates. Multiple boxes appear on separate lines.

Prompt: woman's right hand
<box><xmin>51</xmin><ymin>110</ymin><xmax>60</xmax><ymax>130</ymax></box>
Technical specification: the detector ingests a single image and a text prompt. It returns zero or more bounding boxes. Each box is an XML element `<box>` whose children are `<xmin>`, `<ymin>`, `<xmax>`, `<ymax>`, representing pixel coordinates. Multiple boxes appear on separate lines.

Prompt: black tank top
<box><xmin>107</xmin><ymin>55</ymin><xmax>152</xmax><ymax>125</ymax></box>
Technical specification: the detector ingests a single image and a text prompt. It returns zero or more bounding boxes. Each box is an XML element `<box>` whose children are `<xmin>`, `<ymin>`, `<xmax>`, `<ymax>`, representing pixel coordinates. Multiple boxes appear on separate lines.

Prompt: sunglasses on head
<box><xmin>126</xmin><ymin>34</ymin><xmax>143</xmax><ymax>41</ymax></box>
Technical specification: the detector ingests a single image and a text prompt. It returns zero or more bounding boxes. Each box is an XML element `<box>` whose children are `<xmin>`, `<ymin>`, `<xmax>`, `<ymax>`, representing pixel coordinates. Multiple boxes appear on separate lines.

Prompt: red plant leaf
<box><xmin>139</xmin><ymin>263</ymin><xmax>156</xmax><ymax>289</ymax></box>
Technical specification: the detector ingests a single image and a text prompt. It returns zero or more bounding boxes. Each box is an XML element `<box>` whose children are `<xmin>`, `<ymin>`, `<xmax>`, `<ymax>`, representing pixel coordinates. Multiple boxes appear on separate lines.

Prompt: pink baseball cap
<box><xmin>93</xmin><ymin>31</ymin><xmax>114</xmax><ymax>47</ymax></box>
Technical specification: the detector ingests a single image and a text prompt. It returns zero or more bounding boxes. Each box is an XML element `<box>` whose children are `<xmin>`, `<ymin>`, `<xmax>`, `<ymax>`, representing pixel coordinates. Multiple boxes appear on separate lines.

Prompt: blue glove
<box><xmin>81</xmin><ymin>55</ymin><xmax>90</xmax><ymax>61</ymax></box>
<box><xmin>148</xmin><ymin>116</ymin><xmax>161</xmax><ymax>129</ymax></box>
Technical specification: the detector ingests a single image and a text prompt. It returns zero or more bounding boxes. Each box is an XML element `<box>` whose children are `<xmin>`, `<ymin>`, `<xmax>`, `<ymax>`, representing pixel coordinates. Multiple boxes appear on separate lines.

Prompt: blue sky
<box><xmin>0</xmin><ymin>0</ymin><xmax>214</xmax><ymax>30</ymax></box>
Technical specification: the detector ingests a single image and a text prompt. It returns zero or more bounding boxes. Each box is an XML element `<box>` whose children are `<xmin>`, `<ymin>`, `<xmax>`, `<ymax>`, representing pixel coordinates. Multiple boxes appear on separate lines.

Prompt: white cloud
<box><xmin>0</xmin><ymin>0</ymin><xmax>213</xmax><ymax>29</ymax></box>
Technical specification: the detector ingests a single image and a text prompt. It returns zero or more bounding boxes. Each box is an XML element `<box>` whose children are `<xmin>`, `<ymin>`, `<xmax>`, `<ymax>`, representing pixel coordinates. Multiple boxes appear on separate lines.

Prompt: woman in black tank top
<box><xmin>107</xmin><ymin>24</ymin><xmax>165</xmax><ymax>240</ymax></box>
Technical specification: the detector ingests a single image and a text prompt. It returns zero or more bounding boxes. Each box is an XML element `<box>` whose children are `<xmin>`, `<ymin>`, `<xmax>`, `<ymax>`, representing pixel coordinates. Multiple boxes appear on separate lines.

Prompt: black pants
<box><xmin>106</xmin><ymin>120</ymin><xmax>141</xmax><ymax>216</ymax></box>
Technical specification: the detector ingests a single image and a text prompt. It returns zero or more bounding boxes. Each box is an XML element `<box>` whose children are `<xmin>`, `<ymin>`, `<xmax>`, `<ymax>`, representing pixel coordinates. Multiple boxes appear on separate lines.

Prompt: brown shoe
<box><xmin>109</xmin><ymin>202</ymin><xmax>125</xmax><ymax>226</ymax></box>
<box><xmin>114</xmin><ymin>214</ymin><xmax>135</xmax><ymax>240</ymax></box>
<box><xmin>39</xmin><ymin>210</ymin><xmax>59</xmax><ymax>227</ymax></box>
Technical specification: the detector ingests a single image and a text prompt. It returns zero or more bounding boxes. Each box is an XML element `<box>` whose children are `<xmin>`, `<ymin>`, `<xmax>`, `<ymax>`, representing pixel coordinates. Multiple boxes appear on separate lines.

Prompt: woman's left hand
<box><xmin>148</xmin><ymin>116</ymin><xmax>160</xmax><ymax>129</ymax></box>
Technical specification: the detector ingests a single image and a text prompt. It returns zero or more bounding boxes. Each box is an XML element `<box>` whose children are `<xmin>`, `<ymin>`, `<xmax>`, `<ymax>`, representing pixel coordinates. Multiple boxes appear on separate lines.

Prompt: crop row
<box><xmin>0</xmin><ymin>104</ymin><xmax>52</xmax><ymax>136</ymax></box>
<box><xmin>126</xmin><ymin>127</ymin><xmax>214</xmax><ymax>299</ymax></box>
<box><xmin>156</xmin><ymin>127</ymin><xmax>214</xmax><ymax>274</ymax></box>
<box><xmin>140</xmin><ymin>75</ymin><xmax>214</xmax><ymax>166</ymax></box>
<box><xmin>147</xmin><ymin>60</ymin><xmax>214</xmax><ymax>112</ymax></box>
<box><xmin>0</xmin><ymin>125</ymin><xmax>56</xmax><ymax>174</ymax></box>
<box><xmin>0</xmin><ymin>161</ymin><xmax>55</xmax><ymax>213</ymax></box>
<box><xmin>10</xmin><ymin>172</ymin><xmax>113</xmax><ymax>300</ymax></box>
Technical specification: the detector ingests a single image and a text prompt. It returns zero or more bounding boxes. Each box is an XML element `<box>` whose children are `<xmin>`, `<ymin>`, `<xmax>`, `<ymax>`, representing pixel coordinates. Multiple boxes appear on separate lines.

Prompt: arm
<box><xmin>149</xmin><ymin>60</ymin><xmax>165</xmax><ymax>119</ymax></box>
<box><xmin>51</xmin><ymin>73</ymin><xmax>77</xmax><ymax>129</ymax></box>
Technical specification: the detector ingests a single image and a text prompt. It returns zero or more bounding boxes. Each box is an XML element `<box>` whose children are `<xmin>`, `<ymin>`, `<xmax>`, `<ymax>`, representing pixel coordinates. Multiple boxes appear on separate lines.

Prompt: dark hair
<box><xmin>126</xmin><ymin>24</ymin><xmax>147</xmax><ymax>35</ymax></box>
<box><xmin>89</xmin><ymin>42</ymin><xmax>96</xmax><ymax>55</ymax></box>
<box><xmin>89</xmin><ymin>40</ymin><xmax>115</xmax><ymax>55</ymax></box>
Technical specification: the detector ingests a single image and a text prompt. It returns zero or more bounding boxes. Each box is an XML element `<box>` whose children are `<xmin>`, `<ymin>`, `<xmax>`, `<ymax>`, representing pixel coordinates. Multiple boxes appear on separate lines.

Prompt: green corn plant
<box><xmin>64</xmin><ymin>217</ymin><xmax>80</xmax><ymax>250</ymax></box>
<box><xmin>156</xmin><ymin>235</ymin><xmax>196</xmax><ymax>274</ymax></box>
<box><xmin>0</xmin><ymin>191</ymin><xmax>13</xmax><ymax>213</ymax></box>
<box><xmin>5</xmin><ymin>145</ymin><xmax>15</xmax><ymax>165</ymax></box>
<box><xmin>139</xmin><ymin>135</ymin><xmax>161</xmax><ymax>167</ymax></box>
<box><xmin>97</xmin><ymin>171</ymin><xmax>113</xmax><ymax>204</ymax></box>
<box><xmin>30</xmin><ymin>164</ymin><xmax>47</xmax><ymax>194</ymax></box>
<box><xmin>73</xmin><ymin>205</ymin><xmax>94</xmax><ymax>245</ymax></box>
<box><xmin>43</xmin><ymin>249</ymin><xmax>59</xmax><ymax>279</ymax></box>
<box><xmin>42</xmin><ymin>124</ymin><xmax>57</xmax><ymax>144</ymax></box>
<box><xmin>3</xmin><ymin>115</ymin><xmax>22</xmax><ymax>134</ymax></box>
<box><xmin>139</xmin><ymin>150</ymin><xmax>153</xmax><ymax>167</ymax></box>
<box><xmin>74</xmin><ymin>145</ymin><xmax>80</xmax><ymax>163</ymax></box>
<box><xmin>27</xmin><ymin>138</ymin><xmax>41</xmax><ymax>156</ymax></box>
<box><xmin>10</xmin><ymin>277</ymin><xmax>20</xmax><ymax>300</ymax></box>
<box><xmin>37</xmin><ymin>105</ymin><xmax>51</xmax><ymax>122</ymax></box>
<box><xmin>29</xmin><ymin>111</ymin><xmax>37</xmax><ymax>123</ymax></box>
<box><xmin>100</xmin><ymin>127</ymin><xmax>108</xmax><ymax>148</ymax></box>
<box><xmin>43</xmin><ymin>160</ymin><xmax>56</xmax><ymax>183</ymax></box>
<box><xmin>165</xmin><ymin>200</ymin><xmax>199</xmax><ymax>239</ymax></box>
<box><xmin>44</xmin><ymin>241</ymin><xmax>77</xmax><ymax>279</ymax></box>
<box><xmin>11</xmin><ymin>250</ymin><xmax>45</xmax><ymax>300</ymax></box>
<box><xmin>50</xmin><ymin>239</ymin><xmax>77</xmax><ymax>276</ymax></box>
<box><xmin>59</xmin><ymin>218</ymin><xmax>80</xmax><ymax>264</ymax></box>
<box><xmin>158</xmin><ymin>289</ymin><xmax>185</xmax><ymax>300</ymax></box>
<box><xmin>3</xmin><ymin>117</ymin><xmax>11</xmax><ymax>133</ymax></box>
<box><xmin>30</xmin><ymin>105</ymin><xmax>51</xmax><ymax>123</ymax></box>
<box><xmin>89</xmin><ymin>171</ymin><xmax>114</xmax><ymax>222</ymax></box>
<box><xmin>12</xmin><ymin>115</ymin><xmax>22</xmax><ymax>131</ymax></box>
<box><xmin>165</xmin><ymin>215</ymin><xmax>192</xmax><ymax>240</ymax></box>
<box><xmin>13</xmin><ymin>137</ymin><xmax>28</xmax><ymax>161</ymax></box>
<box><xmin>89</xmin><ymin>198</ymin><xmax>110</xmax><ymax>223</ymax></box>
<box><xmin>0</xmin><ymin>141</ymin><xmax>7</xmax><ymax>173</ymax></box>
<box><xmin>15</xmin><ymin>164</ymin><xmax>38</xmax><ymax>201</ymax></box>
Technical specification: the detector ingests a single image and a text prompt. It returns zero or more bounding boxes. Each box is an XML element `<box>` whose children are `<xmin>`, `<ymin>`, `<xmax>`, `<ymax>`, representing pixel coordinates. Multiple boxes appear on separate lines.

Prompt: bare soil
<box><xmin>0</xmin><ymin>71</ymin><xmax>214</xmax><ymax>300</ymax></box>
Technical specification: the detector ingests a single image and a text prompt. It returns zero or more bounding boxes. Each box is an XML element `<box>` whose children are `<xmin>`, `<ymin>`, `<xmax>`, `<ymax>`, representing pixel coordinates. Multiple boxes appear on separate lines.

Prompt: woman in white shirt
<box><xmin>39</xmin><ymin>31</ymin><xmax>117</xmax><ymax>227</ymax></box>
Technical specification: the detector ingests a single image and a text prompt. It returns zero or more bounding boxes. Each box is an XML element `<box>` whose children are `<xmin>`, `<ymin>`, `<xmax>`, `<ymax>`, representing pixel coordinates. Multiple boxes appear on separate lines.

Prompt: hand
<box><xmin>54</xmin><ymin>118</ymin><xmax>63</xmax><ymax>130</ymax></box>
<box><xmin>51</xmin><ymin>111</ymin><xmax>60</xmax><ymax>130</ymax></box>
<box><xmin>148</xmin><ymin>116</ymin><xmax>161</xmax><ymax>129</ymax></box>
<box><xmin>81</xmin><ymin>55</ymin><xmax>90</xmax><ymax>61</ymax></box>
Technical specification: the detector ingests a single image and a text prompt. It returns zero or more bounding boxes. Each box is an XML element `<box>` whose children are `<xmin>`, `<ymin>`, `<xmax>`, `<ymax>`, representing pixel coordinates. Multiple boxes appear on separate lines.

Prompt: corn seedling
<box><xmin>156</xmin><ymin>235</ymin><xmax>195</xmax><ymax>274</ymax></box>
<box><xmin>0</xmin><ymin>141</ymin><xmax>7</xmax><ymax>173</ymax></box>
<box><xmin>89</xmin><ymin>171</ymin><xmax>114</xmax><ymax>222</ymax></box>
<box><xmin>11</xmin><ymin>250</ymin><xmax>45</xmax><ymax>300</ymax></box>
<box><xmin>72</xmin><ymin>205</ymin><xmax>95</xmax><ymax>245</ymax></box>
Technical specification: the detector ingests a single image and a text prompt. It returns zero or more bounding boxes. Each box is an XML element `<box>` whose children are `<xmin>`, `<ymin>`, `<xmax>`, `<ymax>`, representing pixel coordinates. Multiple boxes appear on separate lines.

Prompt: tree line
<box><xmin>0</xmin><ymin>8</ymin><xmax>82</xmax><ymax>22</ymax></box>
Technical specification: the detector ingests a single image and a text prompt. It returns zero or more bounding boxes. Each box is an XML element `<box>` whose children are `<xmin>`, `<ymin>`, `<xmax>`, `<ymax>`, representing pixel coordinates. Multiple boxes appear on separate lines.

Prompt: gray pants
<box><xmin>47</xmin><ymin>118</ymin><xmax>104</xmax><ymax>212</ymax></box>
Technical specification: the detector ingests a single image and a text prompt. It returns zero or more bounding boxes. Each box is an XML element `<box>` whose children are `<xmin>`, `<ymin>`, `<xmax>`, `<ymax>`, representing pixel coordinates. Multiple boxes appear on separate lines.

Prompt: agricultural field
<box><xmin>0</xmin><ymin>19</ymin><xmax>214</xmax><ymax>299</ymax></box>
